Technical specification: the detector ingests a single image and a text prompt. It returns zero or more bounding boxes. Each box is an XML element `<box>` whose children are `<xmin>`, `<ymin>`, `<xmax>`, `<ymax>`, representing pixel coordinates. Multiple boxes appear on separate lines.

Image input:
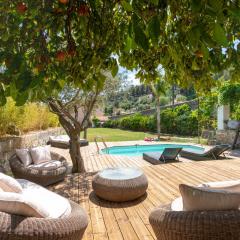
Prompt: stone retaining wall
<box><xmin>216</xmin><ymin>129</ymin><xmax>238</xmax><ymax>146</ymax></box>
<box><xmin>0</xmin><ymin>127</ymin><xmax>65</xmax><ymax>171</ymax></box>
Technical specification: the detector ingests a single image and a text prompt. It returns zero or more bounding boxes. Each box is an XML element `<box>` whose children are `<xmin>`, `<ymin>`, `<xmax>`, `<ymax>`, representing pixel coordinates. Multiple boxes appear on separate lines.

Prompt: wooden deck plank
<box><xmin>51</xmin><ymin>142</ymin><xmax>240</xmax><ymax>240</ymax></box>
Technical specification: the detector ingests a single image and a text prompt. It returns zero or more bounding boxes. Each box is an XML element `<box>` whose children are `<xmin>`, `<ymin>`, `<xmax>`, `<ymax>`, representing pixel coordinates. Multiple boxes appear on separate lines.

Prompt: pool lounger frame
<box><xmin>143</xmin><ymin>148</ymin><xmax>182</xmax><ymax>165</ymax></box>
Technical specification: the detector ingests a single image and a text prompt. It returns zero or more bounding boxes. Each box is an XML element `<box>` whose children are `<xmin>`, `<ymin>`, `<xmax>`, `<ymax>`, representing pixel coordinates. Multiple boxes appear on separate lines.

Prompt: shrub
<box><xmin>175</xmin><ymin>94</ymin><xmax>187</xmax><ymax>102</ymax></box>
<box><xmin>103</xmin><ymin>104</ymin><xmax>200</xmax><ymax>136</ymax></box>
<box><xmin>92</xmin><ymin>117</ymin><xmax>101</xmax><ymax>127</ymax></box>
<box><xmin>0</xmin><ymin>98</ymin><xmax>59</xmax><ymax>136</ymax></box>
<box><xmin>160</xmin><ymin>108</ymin><xmax>177</xmax><ymax>134</ymax></box>
<box><xmin>159</xmin><ymin>96</ymin><xmax>170</xmax><ymax>106</ymax></box>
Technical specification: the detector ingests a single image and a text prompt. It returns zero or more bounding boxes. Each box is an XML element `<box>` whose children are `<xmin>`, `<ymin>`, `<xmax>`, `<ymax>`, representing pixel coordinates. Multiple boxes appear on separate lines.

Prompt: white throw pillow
<box><xmin>15</xmin><ymin>148</ymin><xmax>33</xmax><ymax>167</ymax></box>
<box><xmin>18</xmin><ymin>179</ymin><xmax>71</xmax><ymax>218</ymax></box>
<box><xmin>0</xmin><ymin>173</ymin><xmax>23</xmax><ymax>193</ymax></box>
<box><xmin>200</xmin><ymin>180</ymin><xmax>240</xmax><ymax>193</ymax></box>
<box><xmin>179</xmin><ymin>184</ymin><xmax>240</xmax><ymax>211</ymax></box>
<box><xmin>30</xmin><ymin>145</ymin><xmax>51</xmax><ymax>164</ymax></box>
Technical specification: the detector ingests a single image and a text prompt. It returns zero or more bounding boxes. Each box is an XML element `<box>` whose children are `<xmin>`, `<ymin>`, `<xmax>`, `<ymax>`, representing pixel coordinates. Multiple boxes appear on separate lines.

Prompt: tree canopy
<box><xmin>1</xmin><ymin>0</ymin><xmax>240</xmax><ymax>106</ymax></box>
<box><xmin>0</xmin><ymin>0</ymin><xmax>120</xmax><ymax>105</ymax></box>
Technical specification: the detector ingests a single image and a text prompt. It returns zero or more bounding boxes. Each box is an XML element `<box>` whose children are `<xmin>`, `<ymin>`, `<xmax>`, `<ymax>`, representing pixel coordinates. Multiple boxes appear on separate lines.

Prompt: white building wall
<box><xmin>217</xmin><ymin>105</ymin><xmax>230</xmax><ymax>130</ymax></box>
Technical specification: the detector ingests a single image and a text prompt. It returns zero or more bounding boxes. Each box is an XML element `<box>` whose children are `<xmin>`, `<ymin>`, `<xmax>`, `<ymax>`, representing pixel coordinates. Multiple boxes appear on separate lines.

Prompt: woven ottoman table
<box><xmin>92</xmin><ymin>167</ymin><xmax>148</xmax><ymax>202</ymax></box>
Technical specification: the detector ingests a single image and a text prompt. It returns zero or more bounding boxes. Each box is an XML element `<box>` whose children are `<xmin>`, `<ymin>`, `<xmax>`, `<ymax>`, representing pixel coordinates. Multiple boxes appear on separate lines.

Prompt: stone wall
<box><xmin>0</xmin><ymin>127</ymin><xmax>65</xmax><ymax>171</ymax></box>
<box><xmin>216</xmin><ymin>129</ymin><xmax>238</xmax><ymax>146</ymax></box>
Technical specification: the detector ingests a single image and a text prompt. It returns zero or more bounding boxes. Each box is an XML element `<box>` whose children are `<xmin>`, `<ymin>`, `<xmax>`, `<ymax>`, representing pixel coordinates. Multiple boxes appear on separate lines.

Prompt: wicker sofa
<box><xmin>9</xmin><ymin>151</ymin><xmax>68</xmax><ymax>186</ymax></box>
<box><xmin>0</xmin><ymin>199</ymin><xmax>88</xmax><ymax>240</ymax></box>
<box><xmin>149</xmin><ymin>203</ymin><xmax>240</xmax><ymax>240</ymax></box>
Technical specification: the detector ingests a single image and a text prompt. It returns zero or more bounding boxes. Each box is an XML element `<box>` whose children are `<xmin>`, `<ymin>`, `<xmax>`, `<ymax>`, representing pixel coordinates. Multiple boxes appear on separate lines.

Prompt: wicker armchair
<box><xmin>149</xmin><ymin>204</ymin><xmax>240</xmax><ymax>240</ymax></box>
<box><xmin>9</xmin><ymin>151</ymin><xmax>68</xmax><ymax>186</ymax></box>
<box><xmin>0</xmin><ymin>200</ymin><xmax>88</xmax><ymax>240</ymax></box>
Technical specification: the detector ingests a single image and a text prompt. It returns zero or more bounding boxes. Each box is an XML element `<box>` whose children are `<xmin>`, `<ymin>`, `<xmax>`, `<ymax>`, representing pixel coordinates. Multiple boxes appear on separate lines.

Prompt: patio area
<box><xmin>51</xmin><ymin>142</ymin><xmax>240</xmax><ymax>240</ymax></box>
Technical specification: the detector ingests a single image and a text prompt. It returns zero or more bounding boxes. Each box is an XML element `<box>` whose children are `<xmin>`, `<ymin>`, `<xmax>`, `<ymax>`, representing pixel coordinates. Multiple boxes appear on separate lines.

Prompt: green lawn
<box><xmin>84</xmin><ymin>128</ymin><xmax>155</xmax><ymax>142</ymax></box>
<box><xmin>84</xmin><ymin>128</ymin><xmax>207</xmax><ymax>144</ymax></box>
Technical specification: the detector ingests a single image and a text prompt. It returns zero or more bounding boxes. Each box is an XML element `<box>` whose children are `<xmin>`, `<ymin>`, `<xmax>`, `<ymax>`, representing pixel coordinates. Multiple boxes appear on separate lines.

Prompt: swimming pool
<box><xmin>101</xmin><ymin>144</ymin><xmax>204</xmax><ymax>157</ymax></box>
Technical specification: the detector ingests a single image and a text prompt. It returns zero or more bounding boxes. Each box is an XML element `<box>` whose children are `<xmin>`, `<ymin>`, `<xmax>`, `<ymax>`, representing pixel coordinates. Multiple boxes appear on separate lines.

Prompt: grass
<box><xmin>84</xmin><ymin>128</ymin><xmax>207</xmax><ymax>144</ymax></box>
<box><xmin>84</xmin><ymin>128</ymin><xmax>155</xmax><ymax>142</ymax></box>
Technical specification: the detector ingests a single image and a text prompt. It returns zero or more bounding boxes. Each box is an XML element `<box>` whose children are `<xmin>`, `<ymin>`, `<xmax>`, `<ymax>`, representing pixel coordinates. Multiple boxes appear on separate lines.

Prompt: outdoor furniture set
<box><xmin>0</xmin><ymin>142</ymin><xmax>236</xmax><ymax>240</ymax></box>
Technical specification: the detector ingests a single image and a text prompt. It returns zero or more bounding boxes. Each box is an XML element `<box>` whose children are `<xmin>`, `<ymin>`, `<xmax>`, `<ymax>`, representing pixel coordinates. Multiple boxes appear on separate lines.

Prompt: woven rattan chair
<box><xmin>0</xmin><ymin>200</ymin><xmax>88</xmax><ymax>240</ymax></box>
<box><xmin>149</xmin><ymin>203</ymin><xmax>240</xmax><ymax>240</ymax></box>
<box><xmin>9</xmin><ymin>151</ymin><xmax>68</xmax><ymax>186</ymax></box>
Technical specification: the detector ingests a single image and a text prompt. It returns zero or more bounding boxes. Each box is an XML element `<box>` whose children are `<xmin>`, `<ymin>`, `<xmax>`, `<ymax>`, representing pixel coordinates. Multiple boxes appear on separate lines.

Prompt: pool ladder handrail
<box><xmin>94</xmin><ymin>136</ymin><xmax>108</xmax><ymax>153</ymax></box>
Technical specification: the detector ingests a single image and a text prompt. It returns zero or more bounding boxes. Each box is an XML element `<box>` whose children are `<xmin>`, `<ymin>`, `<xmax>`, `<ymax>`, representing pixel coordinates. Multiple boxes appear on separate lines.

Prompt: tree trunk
<box><xmin>172</xmin><ymin>85</ymin><xmax>175</xmax><ymax>106</ymax></box>
<box><xmin>83</xmin><ymin>128</ymin><xmax>87</xmax><ymax>139</ymax></box>
<box><xmin>47</xmin><ymin>90</ymin><xmax>99</xmax><ymax>173</ymax></box>
<box><xmin>156</xmin><ymin>97</ymin><xmax>161</xmax><ymax>140</ymax></box>
<box><xmin>69</xmin><ymin>132</ymin><xmax>85</xmax><ymax>173</ymax></box>
<box><xmin>48</xmin><ymin>100</ymin><xmax>86</xmax><ymax>173</ymax></box>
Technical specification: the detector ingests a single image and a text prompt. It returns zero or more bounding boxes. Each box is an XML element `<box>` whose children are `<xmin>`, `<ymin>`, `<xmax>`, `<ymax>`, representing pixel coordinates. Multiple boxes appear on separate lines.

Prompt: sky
<box><xmin>118</xmin><ymin>66</ymin><xmax>140</xmax><ymax>85</ymax></box>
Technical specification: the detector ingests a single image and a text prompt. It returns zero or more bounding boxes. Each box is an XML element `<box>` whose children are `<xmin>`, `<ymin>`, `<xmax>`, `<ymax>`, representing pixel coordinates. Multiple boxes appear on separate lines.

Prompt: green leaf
<box><xmin>212</xmin><ymin>24</ymin><xmax>228</xmax><ymax>47</ymax></box>
<box><xmin>111</xmin><ymin>60</ymin><xmax>118</xmax><ymax>77</ymax></box>
<box><xmin>148</xmin><ymin>16</ymin><xmax>160</xmax><ymax>45</ymax></box>
<box><xmin>191</xmin><ymin>0</ymin><xmax>201</xmax><ymax>12</ymax></box>
<box><xmin>187</xmin><ymin>26</ymin><xmax>200</xmax><ymax>48</ymax></box>
<box><xmin>125</xmin><ymin>36</ymin><xmax>133</xmax><ymax>51</ymax></box>
<box><xmin>0</xmin><ymin>88</ymin><xmax>6</xmax><ymax>106</ymax></box>
<box><xmin>121</xmin><ymin>1</ymin><xmax>132</xmax><ymax>12</ymax></box>
<box><xmin>201</xmin><ymin>43</ymin><xmax>209</xmax><ymax>60</ymax></box>
<box><xmin>10</xmin><ymin>54</ymin><xmax>23</xmax><ymax>71</ymax></box>
<box><xmin>15</xmin><ymin>91</ymin><xmax>29</xmax><ymax>106</ymax></box>
<box><xmin>132</xmin><ymin>17</ymin><xmax>149</xmax><ymax>51</ymax></box>
<box><xmin>10</xmin><ymin>82</ymin><xmax>17</xmax><ymax>100</ymax></box>
<box><xmin>150</xmin><ymin>0</ymin><xmax>159</xmax><ymax>6</ymax></box>
<box><xmin>58</xmin><ymin>79</ymin><xmax>65</xmax><ymax>88</ymax></box>
<box><xmin>128</xmin><ymin>22</ymin><xmax>133</xmax><ymax>37</ymax></box>
<box><xmin>17</xmin><ymin>70</ymin><xmax>33</xmax><ymax>92</ymax></box>
<box><xmin>209</xmin><ymin>0</ymin><xmax>222</xmax><ymax>13</ymax></box>
<box><xmin>230</xmin><ymin>8</ymin><xmax>240</xmax><ymax>21</ymax></box>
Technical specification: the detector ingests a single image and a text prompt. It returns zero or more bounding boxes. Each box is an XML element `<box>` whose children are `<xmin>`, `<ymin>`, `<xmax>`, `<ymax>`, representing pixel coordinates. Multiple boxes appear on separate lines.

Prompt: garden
<box><xmin>0</xmin><ymin>1</ymin><xmax>240</xmax><ymax>240</ymax></box>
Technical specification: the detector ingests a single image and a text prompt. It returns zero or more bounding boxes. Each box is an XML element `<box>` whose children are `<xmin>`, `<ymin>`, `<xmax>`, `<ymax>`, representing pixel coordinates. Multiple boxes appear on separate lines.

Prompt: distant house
<box><xmin>91</xmin><ymin>108</ymin><xmax>109</xmax><ymax>126</ymax></box>
<box><xmin>74</xmin><ymin>107</ymin><xmax>108</xmax><ymax>127</ymax></box>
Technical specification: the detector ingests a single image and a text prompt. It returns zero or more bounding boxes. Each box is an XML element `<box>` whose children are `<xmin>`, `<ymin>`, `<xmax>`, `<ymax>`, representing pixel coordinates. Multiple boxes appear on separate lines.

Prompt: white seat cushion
<box><xmin>49</xmin><ymin>135</ymin><xmax>70</xmax><ymax>144</ymax></box>
<box><xmin>0</xmin><ymin>179</ymin><xmax>71</xmax><ymax>218</ymax></box>
<box><xmin>0</xmin><ymin>173</ymin><xmax>23</xmax><ymax>193</ymax></box>
<box><xmin>0</xmin><ymin>192</ymin><xmax>48</xmax><ymax>218</ymax></box>
<box><xmin>49</xmin><ymin>135</ymin><xmax>87</xmax><ymax>144</ymax></box>
<box><xmin>27</xmin><ymin>160</ymin><xmax>62</xmax><ymax>171</ymax></box>
<box><xmin>199</xmin><ymin>180</ymin><xmax>240</xmax><ymax>193</ymax></box>
<box><xmin>30</xmin><ymin>145</ymin><xmax>51</xmax><ymax>164</ymax></box>
<box><xmin>179</xmin><ymin>184</ymin><xmax>240</xmax><ymax>211</ymax></box>
<box><xmin>15</xmin><ymin>148</ymin><xmax>33</xmax><ymax>167</ymax></box>
<box><xmin>171</xmin><ymin>197</ymin><xmax>183</xmax><ymax>211</ymax></box>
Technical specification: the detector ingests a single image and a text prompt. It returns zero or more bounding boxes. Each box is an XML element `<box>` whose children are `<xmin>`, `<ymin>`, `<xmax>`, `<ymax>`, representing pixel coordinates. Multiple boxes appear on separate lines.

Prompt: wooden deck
<box><xmin>51</xmin><ymin>142</ymin><xmax>240</xmax><ymax>240</ymax></box>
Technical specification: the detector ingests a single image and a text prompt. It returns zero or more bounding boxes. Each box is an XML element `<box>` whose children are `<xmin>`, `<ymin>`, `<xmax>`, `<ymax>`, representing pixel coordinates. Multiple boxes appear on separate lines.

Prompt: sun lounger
<box><xmin>180</xmin><ymin>144</ymin><xmax>230</xmax><ymax>160</ymax></box>
<box><xmin>48</xmin><ymin>135</ymin><xmax>89</xmax><ymax>149</ymax></box>
<box><xmin>143</xmin><ymin>148</ymin><xmax>182</xmax><ymax>164</ymax></box>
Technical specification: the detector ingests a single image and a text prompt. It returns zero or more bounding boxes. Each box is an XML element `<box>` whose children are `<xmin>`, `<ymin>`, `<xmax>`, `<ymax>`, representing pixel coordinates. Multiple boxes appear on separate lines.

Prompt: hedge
<box><xmin>103</xmin><ymin>104</ymin><xmax>199</xmax><ymax>136</ymax></box>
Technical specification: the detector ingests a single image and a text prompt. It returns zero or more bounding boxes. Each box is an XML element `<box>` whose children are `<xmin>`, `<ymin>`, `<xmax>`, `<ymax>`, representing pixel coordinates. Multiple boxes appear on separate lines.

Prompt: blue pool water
<box><xmin>101</xmin><ymin>144</ymin><xmax>204</xmax><ymax>157</ymax></box>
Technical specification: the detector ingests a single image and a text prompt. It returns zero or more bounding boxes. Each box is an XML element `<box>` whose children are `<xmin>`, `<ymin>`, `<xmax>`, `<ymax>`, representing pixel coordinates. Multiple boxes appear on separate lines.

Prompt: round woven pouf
<box><xmin>92</xmin><ymin>167</ymin><xmax>148</xmax><ymax>202</ymax></box>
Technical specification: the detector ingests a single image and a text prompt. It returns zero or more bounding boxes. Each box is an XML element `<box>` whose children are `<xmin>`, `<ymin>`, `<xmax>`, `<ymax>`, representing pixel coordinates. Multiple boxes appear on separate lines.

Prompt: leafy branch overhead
<box><xmin>0</xmin><ymin>0</ymin><xmax>240</xmax><ymax>106</ymax></box>
<box><xmin>0</xmin><ymin>0</ymin><xmax>119</xmax><ymax>105</ymax></box>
